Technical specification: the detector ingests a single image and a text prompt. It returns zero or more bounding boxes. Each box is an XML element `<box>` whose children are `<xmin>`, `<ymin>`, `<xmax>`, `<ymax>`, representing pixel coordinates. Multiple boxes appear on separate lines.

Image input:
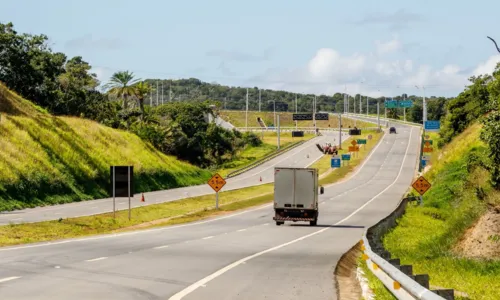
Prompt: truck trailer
<box><xmin>273</xmin><ymin>167</ymin><xmax>324</xmax><ymax>226</ymax></box>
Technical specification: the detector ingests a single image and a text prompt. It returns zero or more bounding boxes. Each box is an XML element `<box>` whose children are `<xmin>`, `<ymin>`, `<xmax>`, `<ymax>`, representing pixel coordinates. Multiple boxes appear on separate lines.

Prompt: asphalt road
<box><xmin>0</xmin><ymin>131</ymin><xmax>348</xmax><ymax>225</ymax></box>
<box><xmin>0</xmin><ymin>122</ymin><xmax>420</xmax><ymax>299</ymax></box>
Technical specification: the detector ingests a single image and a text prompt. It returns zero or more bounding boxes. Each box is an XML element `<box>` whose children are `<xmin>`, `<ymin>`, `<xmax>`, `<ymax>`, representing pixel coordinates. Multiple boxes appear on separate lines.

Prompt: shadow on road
<box><xmin>289</xmin><ymin>224</ymin><xmax>364</xmax><ymax>229</ymax></box>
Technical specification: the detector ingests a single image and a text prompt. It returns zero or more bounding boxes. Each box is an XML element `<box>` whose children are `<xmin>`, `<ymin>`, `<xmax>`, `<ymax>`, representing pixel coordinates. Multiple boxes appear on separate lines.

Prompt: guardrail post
<box><xmin>414</xmin><ymin>274</ymin><xmax>430</xmax><ymax>289</ymax></box>
<box><xmin>388</xmin><ymin>258</ymin><xmax>400</xmax><ymax>267</ymax></box>
<box><xmin>431</xmin><ymin>289</ymin><xmax>455</xmax><ymax>300</ymax></box>
<box><xmin>399</xmin><ymin>265</ymin><xmax>413</xmax><ymax>276</ymax></box>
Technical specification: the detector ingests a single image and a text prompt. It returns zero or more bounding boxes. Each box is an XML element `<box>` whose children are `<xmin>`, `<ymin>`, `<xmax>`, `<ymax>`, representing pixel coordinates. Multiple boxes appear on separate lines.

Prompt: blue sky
<box><xmin>2</xmin><ymin>0</ymin><xmax>500</xmax><ymax>97</ymax></box>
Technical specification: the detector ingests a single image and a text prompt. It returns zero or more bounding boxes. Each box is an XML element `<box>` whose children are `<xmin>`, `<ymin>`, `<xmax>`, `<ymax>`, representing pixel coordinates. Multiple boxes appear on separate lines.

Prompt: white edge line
<box><xmin>167</xmin><ymin>127</ymin><xmax>415</xmax><ymax>300</ymax></box>
<box><xmin>0</xmin><ymin>276</ymin><xmax>21</xmax><ymax>283</ymax></box>
<box><xmin>153</xmin><ymin>245</ymin><xmax>169</xmax><ymax>250</ymax></box>
<box><xmin>85</xmin><ymin>257</ymin><xmax>108</xmax><ymax>262</ymax></box>
<box><xmin>0</xmin><ymin>204</ymin><xmax>271</xmax><ymax>252</ymax></box>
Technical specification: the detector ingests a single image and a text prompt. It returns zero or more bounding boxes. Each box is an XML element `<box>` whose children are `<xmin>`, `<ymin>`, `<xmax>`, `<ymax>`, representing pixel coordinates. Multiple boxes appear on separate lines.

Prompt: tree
<box><xmin>134</xmin><ymin>81</ymin><xmax>151</xmax><ymax>119</ymax></box>
<box><xmin>480</xmin><ymin>111</ymin><xmax>500</xmax><ymax>189</ymax></box>
<box><xmin>104</xmin><ymin>71</ymin><xmax>140</xmax><ymax>110</ymax></box>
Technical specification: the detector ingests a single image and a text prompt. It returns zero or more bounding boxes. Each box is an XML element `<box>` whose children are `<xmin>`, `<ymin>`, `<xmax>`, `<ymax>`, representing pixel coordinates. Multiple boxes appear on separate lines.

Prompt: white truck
<box><xmin>273</xmin><ymin>167</ymin><xmax>324</xmax><ymax>226</ymax></box>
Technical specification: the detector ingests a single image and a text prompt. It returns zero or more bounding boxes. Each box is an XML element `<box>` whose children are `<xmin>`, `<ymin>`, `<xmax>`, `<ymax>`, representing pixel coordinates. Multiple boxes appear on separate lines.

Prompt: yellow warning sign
<box><xmin>412</xmin><ymin>176</ymin><xmax>431</xmax><ymax>195</ymax></box>
<box><xmin>208</xmin><ymin>173</ymin><xmax>226</xmax><ymax>192</ymax></box>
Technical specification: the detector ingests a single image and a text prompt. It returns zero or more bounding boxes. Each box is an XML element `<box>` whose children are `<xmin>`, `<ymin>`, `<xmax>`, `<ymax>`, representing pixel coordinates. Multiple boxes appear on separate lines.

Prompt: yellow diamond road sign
<box><xmin>412</xmin><ymin>176</ymin><xmax>431</xmax><ymax>195</ymax></box>
<box><xmin>208</xmin><ymin>173</ymin><xmax>226</xmax><ymax>192</ymax></box>
<box><xmin>351</xmin><ymin>140</ymin><xmax>357</xmax><ymax>146</ymax></box>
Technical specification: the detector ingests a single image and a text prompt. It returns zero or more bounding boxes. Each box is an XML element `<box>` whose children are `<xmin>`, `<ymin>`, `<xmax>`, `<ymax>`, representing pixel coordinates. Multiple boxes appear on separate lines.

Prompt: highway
<box><xmin>0</xmin><ymin>131</ymin><xmax>348</xmax><ymax>225</ymax></box>
<box><xmin>0</xmin><ymin>122</ymin><xmax>420</xmax><ymax>300</ymax></box>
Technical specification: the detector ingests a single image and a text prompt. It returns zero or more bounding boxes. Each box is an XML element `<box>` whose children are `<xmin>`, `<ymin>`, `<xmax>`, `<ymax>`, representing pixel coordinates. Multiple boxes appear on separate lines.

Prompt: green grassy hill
<box><xmin>0</xmin><ymin>83</ymin><xmax>211</xmax><ymax>211</ymax></box>
<box><xmin>219</xmin><ymin>110</ymin><xmax>374</xmax><ymax>128</ymax></box>
<box><xmin>382</xmin><ymin>123</ymin><xmax>500</xmax><ymax>299</ymax></box>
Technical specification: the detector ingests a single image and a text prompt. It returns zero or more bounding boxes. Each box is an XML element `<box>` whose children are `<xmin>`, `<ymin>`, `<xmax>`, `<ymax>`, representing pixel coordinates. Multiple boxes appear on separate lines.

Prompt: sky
<box><xmin>2</xmin><ymin>0</ymin><xmax>500</xmax><ymax>98</ymax></box>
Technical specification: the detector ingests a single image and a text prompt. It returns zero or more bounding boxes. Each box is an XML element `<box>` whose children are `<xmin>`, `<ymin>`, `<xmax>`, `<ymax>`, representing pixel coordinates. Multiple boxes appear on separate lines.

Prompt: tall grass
<box><xmin>383</xmin><ymin>123</ymin><xmax>500</xmax><ymax>300</ymax></box>
<box><xmin>0</xmin><ymin>84</ymin><xmax>211</xmax><ymax>211</ymax></box>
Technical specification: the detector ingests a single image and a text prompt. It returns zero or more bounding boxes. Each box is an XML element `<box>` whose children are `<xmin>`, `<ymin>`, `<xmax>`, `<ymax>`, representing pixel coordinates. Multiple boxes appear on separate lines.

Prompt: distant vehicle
<box><xmin>389</xmin><ymin>127</ymin><xmax>397</xmax><ymax>134</ymax></box>
<box><xmin>273</xmin><ymin>167</ymin><xmax>323</xmax><ymax>226</ymax></box>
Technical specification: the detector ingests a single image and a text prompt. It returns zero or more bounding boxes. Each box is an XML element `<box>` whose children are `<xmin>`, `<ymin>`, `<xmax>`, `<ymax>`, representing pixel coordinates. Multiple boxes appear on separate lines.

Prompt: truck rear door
<box><xmin>274</xmin><ymin>168</ymin><xmax>294</xmax><ymax>209</ymax></box>
<box><xmin>294</xmin><ymin>169</ymin><xmax>317</xmax><ymax>210</ymax></box>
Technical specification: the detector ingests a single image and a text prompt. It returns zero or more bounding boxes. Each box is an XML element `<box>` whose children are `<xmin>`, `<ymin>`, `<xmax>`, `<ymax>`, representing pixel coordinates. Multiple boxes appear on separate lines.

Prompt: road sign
<box><xmin>351</xmin><ymin>140</ymin><xmax>358</xmax><ymax>146</ymax></box>
<box><xmin>385</xmin><ymin>100</ymin><xmax>398</xmax><ymax>108</ymax></box>
<box><xmin>421</xmin><ymin>160</ymin><xmax>427</xmax><ymax>167</ymax></box>
<box><xmin>110</xmin><ymin>166</ymin><xmax>134</xmax><ymax>197</ymax></box>
<box><xmin>368</xmin><ymin>134</ymin><xmax>372</xmax><ymax>140</ymax></box>
<box><xmin>424</xmin><ymin>140</ymin><xmax>433</xmax><ymax>145</ymax></box>
<box><xmin>208</xmin><ymin>173</ymin><xmax>226</xmax><ymax>192</ymax></box>
<box><xmin>349</xmin><ymin>129</ymin><xmax>362</xmax><ymax>135</ymax></box>
<box><xmin>424</xmin><ymin>121</ymin><xmax>440</xmax><ymax>131</ymax></box>
<box><xmin>399</xmin><ymin>100</ymin><xmax>413</xmax><ymax>108</ymax></box>
<box><xmin>423</xmin><ymin>147</ymin><xmax>433</xmax><ymax>153</ymax></box>
<box><xmin>293</xmin><ymin>113</ymin><xmax>313</xmax><ymax>121</ymax></box>
<box><xmin>357</xmin><ymin>139</ymin><xmax>367</xmax><ymax>145</ymax></box>
<box><xmin>412</xmin><ymin>176</ymin><xmax>431</xmax><ymax>195</ymax></box>
<box><xmin>315</xmin><ymin>113</ymin><xmax>329</xmax><ymax>120</ymax></box>
<box><xmin>331</xmin><ymin>158</ymin><xmax>341</xmax><ymax>168</ymax></box>
<box><xmin>341</xmin><ymin>154</ymin><xmax>351</xmax><ymax>161</ymax></box>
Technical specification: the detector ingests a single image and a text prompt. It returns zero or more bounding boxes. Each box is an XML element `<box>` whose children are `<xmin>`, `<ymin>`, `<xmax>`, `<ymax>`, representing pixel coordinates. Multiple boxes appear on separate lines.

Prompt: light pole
<box><xmin>245</xmin><ymin>88</ymin><xmax>249</xmax><ymax>130</ymax></box>
<box><xmin>268</xmin><ymin>100</ymin><xmax>276</xmax><ymax>127</ymax></box>
<box><xmin>366</xmin><ymin>96</ymin><xmax>369</xmax><ymax>116</ymax></box>
<box><xmin>415</xmin><ymin>85</ymin><xmax>427</xmax><ymax>123</ymax></box>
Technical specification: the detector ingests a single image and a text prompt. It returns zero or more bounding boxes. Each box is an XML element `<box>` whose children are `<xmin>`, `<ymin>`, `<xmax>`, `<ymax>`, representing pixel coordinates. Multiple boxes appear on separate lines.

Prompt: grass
<box><xmin>0</xmin><ymin>83</ymin><xmax>212</xmax><ymax>212</ymax></box>
<box><xmin>0</xmin><ymin>130</ymin><xmax>380</xmax><ymax>247</ymax></box>
<box><xmin>382</xmin><ymin>123</ymin><xmax>500</xmax><ymax>300</ymax></box>
<box><xmin>219</xmin><ymin>110</ymin><xmax>374</xmax><ymax>128</ymax></box>
<box><xmin>358</xmin><ymin>257</ymin><xmax>397</xmax><ymax>300</ymax></box>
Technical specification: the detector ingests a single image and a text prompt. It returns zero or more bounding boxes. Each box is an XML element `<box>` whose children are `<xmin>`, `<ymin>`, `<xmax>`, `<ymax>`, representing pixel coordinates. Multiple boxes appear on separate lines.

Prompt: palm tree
<box><xmin>104</xmin><ymin>71</ymin><xmax>140</xmax><ymax>110</ymax></box>
<box><xmin>134</xmin><ymin>81</ymin><xmax>151</xmax><ymax>120</ymax></box>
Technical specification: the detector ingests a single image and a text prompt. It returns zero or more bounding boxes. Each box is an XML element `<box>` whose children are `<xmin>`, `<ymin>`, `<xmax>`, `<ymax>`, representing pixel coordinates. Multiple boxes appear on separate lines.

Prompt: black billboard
<box><xmin>110</xmin><ymin>166</ymin><xmax>134</xmax><ymax>197</ymax></box>
<box><xmin>292</xmin><ymin>131</ymin><xmax>304</xmax><ymax>137</ymax></box>
<box><xmin>349</xmin><ymin>129</ymin><xmax>362</xmax><ymax>136</ymax></box>
<box><xmin>292</xmin><ymin>113</ymin><xmax>329</xmax><ymax>121</ymax></box>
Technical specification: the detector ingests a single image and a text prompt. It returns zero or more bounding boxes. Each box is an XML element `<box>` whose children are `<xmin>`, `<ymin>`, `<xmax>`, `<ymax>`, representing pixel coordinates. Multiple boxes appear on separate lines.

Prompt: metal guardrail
<box><xmin>347</xmin><ymin>113</ymin><xmax>423</xmax><ymax>127</ymax></box>
<box><xmin>360</xmin><ymin>197</ymin><xmax>454</xmax><ymax>300</ymax></box>
<box><xmin>235</xmin><ymin>127</ymin><xmax>381</xmax><ymax>132</ymax></box>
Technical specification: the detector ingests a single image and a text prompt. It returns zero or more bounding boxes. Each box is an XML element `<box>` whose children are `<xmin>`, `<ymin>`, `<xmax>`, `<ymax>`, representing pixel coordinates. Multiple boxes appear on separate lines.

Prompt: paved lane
<box><xmin>0</xmin><ymin>131</ymin><xmax>349</xmax><ymax>225</ymax></box>
<box><xmin>0</xmin><ymin>123</ymin><xmax>420</xmax><ymax>300</ymax></box>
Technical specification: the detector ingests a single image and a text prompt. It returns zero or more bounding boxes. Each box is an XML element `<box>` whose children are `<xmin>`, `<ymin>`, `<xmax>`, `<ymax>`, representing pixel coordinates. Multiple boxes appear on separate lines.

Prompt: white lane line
<box><xmin>237</xmin><ymin>229</ymin><xmax>247</xmax><ymax>232</ymax></box>
<box><xmin>10</xmin><ymin>218</ymin><xmax>22</xmax><ymax>221</ymax></box>
<box><xmin>168</xmin><ymin>128</ymin><xmax>415</xmax><ymax>300</ymax></box>
<box><xmin>0</xmin><ymin>204</ymin><xmax>271</xmax><ymax>252</ymax></box>
<box><xmin>0</xmin><ymin>276</ymin><xmax>21</xmax><ymax>283</ymax></box>
<box><xmin>202</xmin><ymin>236</ymin><xmax>214</xmax><ymax>240</ymax></box>
<box><xmin>154</xmin><ymin>245</ymin><xmax>169</xmax><ymax>250</ymax></box>
<box><xmin>262</xmin><ymin>223</ymin><xmax>269</xmax><ymax>226</ymax></box>
<box><xmin>85</xmin><ymin>257</ymin><xmax>108</xmax><ymax>262</ymax></box>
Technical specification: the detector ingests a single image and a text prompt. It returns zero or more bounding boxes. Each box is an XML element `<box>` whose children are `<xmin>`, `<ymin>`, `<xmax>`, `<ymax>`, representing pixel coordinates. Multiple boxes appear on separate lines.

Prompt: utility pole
<box><xmin>338</xmin><ymin>113</ymin><xmax>342</xmax><ymax>150</ymax></box>
<box><xmin>403</xmin><ymin>94</ymin><xmax>406</xmax><ymax>122</ymax></box>
<box><xmin>258</xmin><ymin>89</ymin><xmax>261</xmax><ymax>112</ymax></box>
<box><xmin>156</xmin><ymin>81</ymin><xmax>159</xmax><ymax>106</ymax></box>
<box><xmin>277</xmin><ymin>115</ymin><xmax>281</xmax><ymax>150</ymax></box>
<box><xmin>366</xmin><ymin>96</ymin><xmax>369</xmax><ymax>116</ymax></box>
<box><xmin>313</xmin><ymin>95</ymin><xmax>317</xmax><ymax>134</ymax></box>
<box><xmin>295</xmin><ymin>94</ymin><xmax>298</xmax><ymax>130</ymax></box>
<box><xmin>161</xmin><ymin>82</ymin><xmax>164</xmax><ymax>105</ymax></box>
<box><xmin>377</xmin><ymin>100</ymin><xmax>381</xmax><ymax>131</ymax></box>
<box><xmin>245</xmin><ymin>88</ymin><xmax>249</xmax><ymax>130</ymax></box>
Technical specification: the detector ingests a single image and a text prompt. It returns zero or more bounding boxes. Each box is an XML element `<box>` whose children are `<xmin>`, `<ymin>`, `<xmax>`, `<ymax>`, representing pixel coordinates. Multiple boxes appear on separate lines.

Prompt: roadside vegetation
<box><xmin>375</xmin><ymin>65</ymin><xmax>500</xmax><ymax>299</ymax></box>
<box><xmin>0</xmin><ymin>128</ymin><xmax>384</xmax><ymax>247</ymax></box>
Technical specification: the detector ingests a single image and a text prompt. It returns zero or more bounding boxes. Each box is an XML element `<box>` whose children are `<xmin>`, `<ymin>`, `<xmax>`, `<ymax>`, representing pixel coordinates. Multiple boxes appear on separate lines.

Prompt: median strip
<box><xmin>0</xmin><ymin>130</ymin><xmax>383</xmax><ymax>248</ymax></box>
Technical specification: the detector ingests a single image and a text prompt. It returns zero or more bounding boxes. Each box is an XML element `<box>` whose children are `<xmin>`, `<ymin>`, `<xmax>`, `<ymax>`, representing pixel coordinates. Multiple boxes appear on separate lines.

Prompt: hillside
<box><xmin>0</xmin><ymin>83</ymin><xmax>211</xmax><ymax>211</ymax></box>
<box><xmin>218</xmin><ymin>110</ymin><xmax>374</xmax><ymax>128</ymax></box>
<box><xmin>382</xmin><ymin>123</ymin><xmax>500</xmax><ymax>299</ymax></box>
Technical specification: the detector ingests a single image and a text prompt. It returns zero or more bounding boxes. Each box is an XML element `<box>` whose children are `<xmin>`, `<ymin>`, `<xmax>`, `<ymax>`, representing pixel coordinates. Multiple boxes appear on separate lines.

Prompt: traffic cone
<box><xmin>141</xmin><ymin>193</ymin><xmax>145</xmax><ymax>202</ymax></box>
<box><xmin>259</xmin><ymin>176</ymin><xmax>262</xmax><ymax>182</ymax></box>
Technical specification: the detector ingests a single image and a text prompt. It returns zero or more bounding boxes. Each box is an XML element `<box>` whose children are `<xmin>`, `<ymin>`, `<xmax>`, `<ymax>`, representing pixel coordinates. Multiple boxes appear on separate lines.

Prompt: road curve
<box><xmin>0</xmin><ymin>131</ymin><xmax>348</xmax><ymax>225</ymax></box>
<box><xmin>0</xmin><ymin>122</ymin><xmax>420</xmax><ymax>299</ymax></box>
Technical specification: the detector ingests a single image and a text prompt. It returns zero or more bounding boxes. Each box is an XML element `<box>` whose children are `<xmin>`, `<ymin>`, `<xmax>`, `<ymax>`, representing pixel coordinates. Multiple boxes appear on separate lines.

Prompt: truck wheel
<box><xmin>276</xmin><ymin>221</ymin><xmax>284</xmax><ymax>226</ymax></box>
<box><xmin>310</xmin><ymin>220</ymin><xmax>317</xmax><ymax>226</ymax></box>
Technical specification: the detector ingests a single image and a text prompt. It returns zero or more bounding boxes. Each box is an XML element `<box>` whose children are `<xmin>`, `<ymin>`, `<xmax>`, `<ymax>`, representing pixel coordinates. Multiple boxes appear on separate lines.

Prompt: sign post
<box><xmin>412</xmin><ymin>176</ymin><xmax>431</xmax><ymax>206</ymax></box>
<box><xmin>331</xmin><ymin>157</ymin><xmax>341</xmax><ymax>168</ymax></box>
<box><xmin>208</xmin><ymin>173</ymin><xmax>227</xmax><ymax>209</ymax></box>
<box><xmin>110</xmin><ymin>166</ymin><xmax>134</xmax><ymax>219</ymax></box>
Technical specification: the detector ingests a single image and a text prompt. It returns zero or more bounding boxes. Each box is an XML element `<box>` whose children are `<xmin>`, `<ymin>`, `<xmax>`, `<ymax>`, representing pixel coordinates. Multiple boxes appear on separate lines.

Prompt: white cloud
<box><xmin>248</xmin><ymin>38</ymin><xmax>500</xmax><ymax>97</ymax></box>
<box><xmin>472</xmin><ymin>55</ymin><xmax>500</xmax><ymax>77</ymax></box>
<box><xmin>375</xmin><ymin>37</ymin><xmax>402</xmax><ymax>55</ymax></box>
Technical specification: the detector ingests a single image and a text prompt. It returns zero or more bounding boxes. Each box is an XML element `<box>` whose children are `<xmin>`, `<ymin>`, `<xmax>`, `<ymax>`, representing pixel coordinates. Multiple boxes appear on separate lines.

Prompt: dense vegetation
<box><xmin>0</xmin><ymin>82</ymin><xmax>212</xmax><ymax>211</ymax></box>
